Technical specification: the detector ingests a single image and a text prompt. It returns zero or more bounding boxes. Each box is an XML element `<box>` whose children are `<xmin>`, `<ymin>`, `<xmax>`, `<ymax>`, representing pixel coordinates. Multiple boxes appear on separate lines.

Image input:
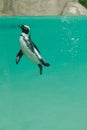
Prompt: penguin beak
<box><xmin>19</xmin><ymin>25</ymin><xmax>23</xmax><ymax>29</ymax></box>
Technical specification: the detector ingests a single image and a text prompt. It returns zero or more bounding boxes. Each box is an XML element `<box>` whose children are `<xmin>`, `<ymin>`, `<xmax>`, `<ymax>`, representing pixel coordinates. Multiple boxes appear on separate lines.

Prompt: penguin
<box><xmin>16</xmin><ymin>24</ymin><xmax>50</xmax><ymax>75</ymax></box>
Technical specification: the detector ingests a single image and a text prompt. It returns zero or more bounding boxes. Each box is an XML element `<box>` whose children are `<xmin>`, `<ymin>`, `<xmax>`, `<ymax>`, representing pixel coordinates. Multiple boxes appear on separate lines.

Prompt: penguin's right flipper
<box><xmin>16</xmin><ymin>50</ymin><xmax>23</xmax><ymax>64</ymax></box>
<box><xmin>38</xmin><ymin>64</ymin><xmax>43</xmax><ymax>75</ymax></box>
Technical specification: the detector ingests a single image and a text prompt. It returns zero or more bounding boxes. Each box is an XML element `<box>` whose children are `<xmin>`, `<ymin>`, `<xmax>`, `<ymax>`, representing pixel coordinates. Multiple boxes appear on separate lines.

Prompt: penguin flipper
<box><xmin>29</xmin><ymin>36</ymin><xmax>41</xmax><ymax>54</ymax></box>
<box><xmin>16</xmin><ymin>50</ymin><xmax>23</xmax><ymax>64</ymax></box>
<box><xmin>33</xmin><ymin>43</ymin><xmax>41</xmax><ymax>54</ymax></box>
<box><xmin>38</xmin><ymin>64</ymin><xmax>43</xmax><ymax>75</ymax></box>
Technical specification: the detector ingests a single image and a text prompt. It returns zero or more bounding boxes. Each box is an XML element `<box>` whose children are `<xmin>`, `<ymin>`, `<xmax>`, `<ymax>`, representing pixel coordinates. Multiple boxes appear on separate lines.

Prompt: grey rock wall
<box><xmin>15</xmin><ymin>0</ymin><xmax>78</xmax><ymax>15</ymax></box>
<box><xmin>0</xmin><ymin>0</ymin><xmax>78</xmax><ymax>15</ymax></box>
<box><xmin>0</xmin><ymin>0</ymin><xmax>87</xmax><ymax>16</ymax></box>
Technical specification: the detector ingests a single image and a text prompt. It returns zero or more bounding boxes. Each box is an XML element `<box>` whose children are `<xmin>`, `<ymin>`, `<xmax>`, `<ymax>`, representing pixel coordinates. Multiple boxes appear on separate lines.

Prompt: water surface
<box><xmin>0</xmin><ymin>16</ymin><xmax>87</xmax><ymax>130</ymax></box>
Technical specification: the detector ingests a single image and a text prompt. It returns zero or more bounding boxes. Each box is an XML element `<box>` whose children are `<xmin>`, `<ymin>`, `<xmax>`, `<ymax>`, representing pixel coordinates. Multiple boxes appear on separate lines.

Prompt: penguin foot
<box><xmin>44</xmin><ymin>62</ymin><xmax>50</xmax><ymax>67</ymax></box>
<box><xmin>38</xmin><ymin>64</ymin><xmax>43</xmax><ymax>75</ymax></box>
<box><xmin>40</xmin><ymin>59</ymin><xmax>50</xmax><ymax>67</ymax></box>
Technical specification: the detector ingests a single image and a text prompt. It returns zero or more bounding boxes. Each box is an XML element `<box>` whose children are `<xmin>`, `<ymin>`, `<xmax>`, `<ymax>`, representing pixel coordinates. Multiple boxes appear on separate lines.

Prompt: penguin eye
<box><xmin>23</xmin><ymin>27</ymin><xmax>29</xmax><ymax>33</ymax></box>
<box><xmin>24</xmin><ymin>27</ymin><xmax>27</xmax><ymax>30</ymax></box>
<box><xmin>25</xmin><ymin>27</ymin><xmax>28</xmax><ymax>31</ymax></box>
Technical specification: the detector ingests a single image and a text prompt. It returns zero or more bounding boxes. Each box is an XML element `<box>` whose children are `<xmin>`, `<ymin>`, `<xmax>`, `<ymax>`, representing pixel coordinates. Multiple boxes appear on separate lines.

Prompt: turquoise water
<box><xmin>0</xmin><ymin>16</ymin><xmax>87</xmax><ymax>130</ymax></box>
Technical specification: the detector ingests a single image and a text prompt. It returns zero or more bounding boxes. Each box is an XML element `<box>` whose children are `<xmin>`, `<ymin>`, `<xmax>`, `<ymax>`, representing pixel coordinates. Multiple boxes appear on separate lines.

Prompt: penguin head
<box><xmin>19</xmin><ymin>25</ymin><xmax>30</xmax><ymax>34</ymax></box>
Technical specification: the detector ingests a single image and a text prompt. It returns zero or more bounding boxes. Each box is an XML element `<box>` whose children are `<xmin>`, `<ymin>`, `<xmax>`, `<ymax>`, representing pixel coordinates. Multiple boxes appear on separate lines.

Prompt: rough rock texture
<box><xmin>15</xmin><ymin>0</ymin><xmax>78</xmax><ymax>15</ymax></box>
<box><xmin>0</xmin><ymin>0</ymin><xmax>87</xmax><ymax>16</ymax></box>
<box><xmin>62</xmin><ymin>2</ymin><xmax>87</xmax><ymax>15</ymax></box>
<box><xmin>0</xmin><ymin>0</ymin><xmax>79</xmax><ymax>16</ymax></box>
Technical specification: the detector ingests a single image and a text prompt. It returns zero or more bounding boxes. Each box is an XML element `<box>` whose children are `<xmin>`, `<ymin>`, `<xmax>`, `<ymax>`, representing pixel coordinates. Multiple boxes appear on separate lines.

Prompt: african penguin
<box><xmin>16</xmin><ymin>24</ymin><xmax>50</xmax><ymax>75</ymax></box>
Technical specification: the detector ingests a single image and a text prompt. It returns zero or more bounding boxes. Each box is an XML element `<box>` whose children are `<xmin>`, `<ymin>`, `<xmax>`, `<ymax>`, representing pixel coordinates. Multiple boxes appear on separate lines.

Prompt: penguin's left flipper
<box><xmin>16</xmin><ymin>49</ymin><xmax>23</xmax><ymax>64</ymax></box>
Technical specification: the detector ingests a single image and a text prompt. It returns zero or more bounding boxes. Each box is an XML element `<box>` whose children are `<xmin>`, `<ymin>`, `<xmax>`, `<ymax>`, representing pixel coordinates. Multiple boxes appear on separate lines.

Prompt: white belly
<box><xmin>20</xmin><ymin>39</ymin><xmax>41</xmax><ymax>64</ymax></box>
